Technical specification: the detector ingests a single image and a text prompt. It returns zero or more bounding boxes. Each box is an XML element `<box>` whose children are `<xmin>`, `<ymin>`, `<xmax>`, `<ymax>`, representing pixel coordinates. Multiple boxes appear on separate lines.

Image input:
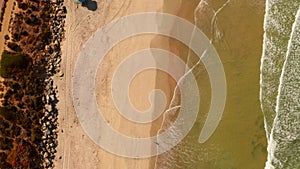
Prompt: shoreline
<box><xmin>153</xmin><ymin>0</ymin><xmax>203</xmax><ymax>168</ymax></box>
<box><xmin>155</xmin><ymin>0</ymin><xmax>268</xmax><ymax>168</ymax></box>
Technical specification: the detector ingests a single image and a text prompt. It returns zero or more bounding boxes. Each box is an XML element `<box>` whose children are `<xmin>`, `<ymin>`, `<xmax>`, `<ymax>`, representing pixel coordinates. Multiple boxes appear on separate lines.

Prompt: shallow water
<box><xmin>155</xmin><ymin>0</ymin><xmax>268</xmax><ymax>168</ymax></box>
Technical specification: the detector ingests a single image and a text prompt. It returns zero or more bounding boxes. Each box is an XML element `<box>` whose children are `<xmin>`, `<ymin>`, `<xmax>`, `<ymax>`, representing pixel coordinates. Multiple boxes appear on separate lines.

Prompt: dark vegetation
<box><xmin>6</xmin><ymin>43</ymin><xmax>23</xmax><ymax>53</ymax></box>
<box><xmin>0</xmin><ymin>51</ymin><xmax>31</xmax><ymax>78</ymax></box>
<box><xmin>0</xmin><ymin>0</ymin><xmax>56</xmax><ymax>168</ymax></box>
<box><xmin>0</xmin><ymin>49</ymin><xmax>46</xmax><ymax>168</ymax></box>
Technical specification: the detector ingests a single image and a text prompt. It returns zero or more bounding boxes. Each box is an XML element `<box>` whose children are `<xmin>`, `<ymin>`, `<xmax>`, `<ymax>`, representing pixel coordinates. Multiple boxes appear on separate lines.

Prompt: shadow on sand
<box><xmin>82</xmin><ymin>0</ymin><xmax>98</xmax><ymax>11</ymax></box>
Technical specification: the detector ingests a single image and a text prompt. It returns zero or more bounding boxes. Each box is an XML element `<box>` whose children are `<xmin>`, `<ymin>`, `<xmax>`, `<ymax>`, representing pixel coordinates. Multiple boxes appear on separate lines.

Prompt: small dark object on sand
<box><xmin>82</xmin><ymin>0</ymin><xmax>97</xmax><ymax>11</ymax></box>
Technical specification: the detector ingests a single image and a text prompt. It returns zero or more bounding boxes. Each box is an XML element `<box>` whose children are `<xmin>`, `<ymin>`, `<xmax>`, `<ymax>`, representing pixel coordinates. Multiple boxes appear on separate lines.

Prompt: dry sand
<box><xmin>0</xmin><ymin>0</ymin><xmax>3</xmax><ymax>15</ymax></box>
<box><xmin>54</xmin><ymin>0</ymin><xmax>180</xmax><ymax>168</ymax></box>
<box><xmin>0</xmin><ymin>0</ymin><xmax>14</xmax><ymax>54</ymax></box>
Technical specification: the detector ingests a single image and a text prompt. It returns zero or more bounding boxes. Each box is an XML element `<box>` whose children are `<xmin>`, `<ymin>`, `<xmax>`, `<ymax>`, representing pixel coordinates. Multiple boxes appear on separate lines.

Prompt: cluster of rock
<box><xmin>40</xmin><ymin>0</ymin><xmax>66</xmax><ymax>168</ymax></box>
<box><xmin>40</xmin><ymin>77</ymin><xmax>59</xmax><ymax>168</ymax></box>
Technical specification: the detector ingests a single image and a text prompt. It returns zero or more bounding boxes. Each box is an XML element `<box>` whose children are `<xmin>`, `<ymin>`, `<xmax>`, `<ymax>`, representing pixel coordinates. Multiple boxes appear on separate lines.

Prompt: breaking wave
<box><xmin>260</xmin><ymin>0</ymin><xmax>300</xmax><ymax>141</ymax></box>
<box><xmin>261</xmin><ymin>0</ymin><xmax>300</xmax><ymax>168</ymax></box>
<box><xmin>264</xmin><ymin>7</ymin><xmax>300</xmax><ymax>169</ymax></box>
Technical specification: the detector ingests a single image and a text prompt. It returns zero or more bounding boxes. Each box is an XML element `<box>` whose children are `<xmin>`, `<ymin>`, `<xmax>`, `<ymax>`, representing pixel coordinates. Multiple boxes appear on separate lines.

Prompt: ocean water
<box><xmin>264</xmin><ymin>7</ymin><xmax>300</xmax><ymax>169</ymax></box>
<box><xmin>153</xmin><ymin>0</ymin><xmax>300</xmax><ymax>168</ymax></box>
<box><xmin>155</xmin><ymin>0</ymin><xmax>267</xmax><ymax>168</ymax></box>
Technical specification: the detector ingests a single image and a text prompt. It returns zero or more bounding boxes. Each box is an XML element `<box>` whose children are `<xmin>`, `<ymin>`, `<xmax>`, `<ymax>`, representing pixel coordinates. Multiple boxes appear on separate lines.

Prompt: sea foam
<box><xmin>260</xmin><ymin>0</ymin><xmax>300</xmax><ymax>141</ymax></box>
<box><xmin>265</xmin><ymin>8</ymin><xmax>300</xmax><ymax>169</ymax></box>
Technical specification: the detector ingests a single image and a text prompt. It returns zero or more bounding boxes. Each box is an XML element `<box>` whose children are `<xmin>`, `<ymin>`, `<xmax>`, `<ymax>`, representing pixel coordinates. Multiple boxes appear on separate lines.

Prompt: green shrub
<box><xmin>0</xmin><ymin>137</ymin><xmax>13</xmax><ymax>150</ymax></box>
<box><xmin>0</xmin><ymin>50</ymin><xmax>32</xmax><ymax>78</ymax></box>
<box><xmin>0</xmin><ymin>106</ymin><xmax>20</xmax><ymax>122</ymax></box>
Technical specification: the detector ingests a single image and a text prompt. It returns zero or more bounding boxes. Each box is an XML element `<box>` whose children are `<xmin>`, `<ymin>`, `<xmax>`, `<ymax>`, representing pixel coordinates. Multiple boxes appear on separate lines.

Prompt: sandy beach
<box><xmin>55</xmin><ymin>0</ymin><xmax>267</xmax><ymax>168</ymax></box>
<box><xmin>0</xmin><ymin>0</ymin><xmax>272</xmax><ymax>168</ymax></box>
<box><xmin>54</xmin><ymin>0</ymin><xmax>172</xmax><ymax>168</ymax></box>
<box><xmin>50</xmin><ymin>0</ymin><xmax>299</xmax><ymax>167</ymax></box>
